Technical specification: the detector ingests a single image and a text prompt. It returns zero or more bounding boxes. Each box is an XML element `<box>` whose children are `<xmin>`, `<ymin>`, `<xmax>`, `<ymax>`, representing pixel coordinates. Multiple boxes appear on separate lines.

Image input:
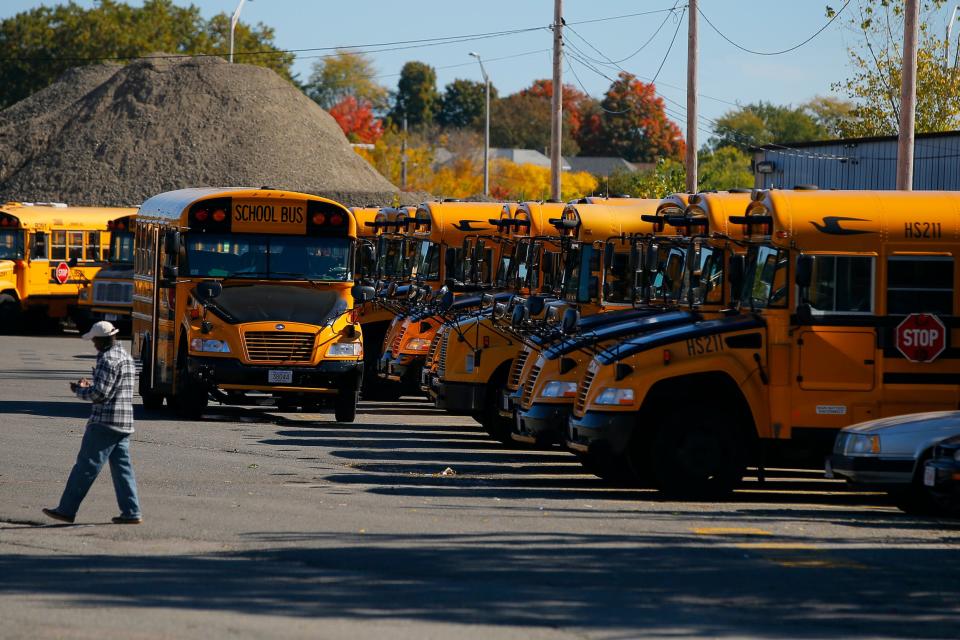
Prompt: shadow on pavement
<box><xmin>1</xmin><ymin>531</ymin><xmax>957</xmax><ymax>637</ymax></box>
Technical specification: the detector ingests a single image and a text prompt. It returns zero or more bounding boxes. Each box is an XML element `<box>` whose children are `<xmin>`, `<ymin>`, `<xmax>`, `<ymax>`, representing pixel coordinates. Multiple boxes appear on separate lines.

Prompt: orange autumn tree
<box><xmin>328</xmin><ymin>96</ymin><xmax>384</xmax><ymax>144</ymax></box>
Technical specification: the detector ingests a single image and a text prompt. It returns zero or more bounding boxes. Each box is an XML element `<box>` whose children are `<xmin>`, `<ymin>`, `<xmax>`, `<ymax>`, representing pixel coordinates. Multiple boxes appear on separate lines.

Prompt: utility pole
<box><xmin>686</xmin><ymin>0</ymin><xmax>698</xmax><ymax>194</ymax></box>
<box><xmin>550</xmin><ymin>0</ymin><xmax>563</xmax><ymax>201</ymax></box>
<box><xmin>897</xmin><ymin>0</ymin><xmax>919</xmax><ymax>191</ymax></box>
<box><xmin>469</xmin><ymin>52</ymin><xmax>491</xmax><ymax>196</ymax></box>
<box><xmin>401</xmin><ymin>116</ymin><xmax>408</xmax><ymax>190</ymax></box>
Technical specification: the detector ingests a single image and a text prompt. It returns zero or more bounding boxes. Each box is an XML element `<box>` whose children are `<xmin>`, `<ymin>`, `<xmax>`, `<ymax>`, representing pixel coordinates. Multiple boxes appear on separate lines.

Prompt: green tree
<box><xmin>0</xmin><ymin>0</ymin><xmax>294</xmax><ymax>109</ymax></box>
<box><xmin>803</xmin><ymin>95</ymin><xmax>855</xmax><ymax>138</ymax></box>
<box><xmin>304</xmin><ymin>50</ymin><xmax>388</xmax><ymax>112</ymax></box>
<box><xmin>710</xmin><ymin>101</ymin><xmax>827</xmax><ymax>149</ymax></box>
<box><xmin>698</xmin><ymin>147</ymin><xmax>754</xmax><ymax>191</ymax></box>
<box><xmin>603</xmin><ymin>159</ymin><xmax>686</xmax><ymax>199</ymax></box>
<box><xmin>489</xmin><ymin>93</ymin><xmax>580</xmax><ymax>155</ymax></box>
<box><xmin>832</xmin><ymin>0</ymin><xmax>960</xmax><ymax>136</ymax></box>
<box><xmin>388</xmin><ymin>61</ymin><xmax>440</xmax><ymax>128</ymax></box>
<box><xmin>577</xmin><ymin>72</ymin><xmax>685</xmax><ymax>163</ymax></box>
<box><xmin>437</xmin><ymin>78</ymin><xmax>497</xmax><ymax>129</ymax></box>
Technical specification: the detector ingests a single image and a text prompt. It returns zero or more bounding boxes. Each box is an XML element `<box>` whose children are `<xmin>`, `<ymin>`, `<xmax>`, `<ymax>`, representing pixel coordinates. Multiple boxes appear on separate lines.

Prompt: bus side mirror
<box><xmin>352</xmin><ymin>284</ymin><xmax>375</xmax><ymax>304</ymax></box>
<box><xmin>444</xmin><ymin>248</ymin><xmax>456</xmax><ymax>280</ymax></box>
<box><xmin>358</xmin><ymin>243</ymin><xmax>375</xmax><ymax>276</ymax></box>
<box><xmin>603</xmin><ymin>243</ymin><xmax>614</xmax><ymax>270</ymax></box>
<box><xmin>728</xmin><ymin>255</ymin><xmax>745</xmax><ymax>297</ymax></box>
<box><xmin>795</xmin><ymin>255</ymin><xmax>813</xmax><ymax>288</ymax></box>
<box><xmin>197</xmin><ymin>280</ymin><xmax>222</xmax><ymax>299</ymax></box>
<box><xmin>561</xmin><ymin>308</ymin><xmax>579</xmax><ymax>335</ymax></box>
<box><xmin>164</xmin><ymin>231</ymin><xmax>181</xmax><ymax>256</ymax></box>
<box><xmin>439</xmin><ymin>289</ymin><xmax>454</xmax><ymax>311</ymax></box>
<box><xmin>645</xmin><ymin>245</ymin><xmax>659</xmax><ymax>273</ymax></box>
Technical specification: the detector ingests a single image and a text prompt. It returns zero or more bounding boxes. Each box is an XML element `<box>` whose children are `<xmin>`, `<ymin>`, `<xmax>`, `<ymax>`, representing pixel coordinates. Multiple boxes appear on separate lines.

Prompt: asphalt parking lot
<box><xmin>1</xmin><ymin>335</ymin><xmax>958</xmax><ymax>639</ymax></box>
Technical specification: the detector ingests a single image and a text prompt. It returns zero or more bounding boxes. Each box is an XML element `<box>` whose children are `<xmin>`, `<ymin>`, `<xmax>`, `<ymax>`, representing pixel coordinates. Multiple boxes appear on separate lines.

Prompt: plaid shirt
<box><xmin>75</xmin><ymin>342</ymin><xmax>136</xmax><ymax>434</ymax></box>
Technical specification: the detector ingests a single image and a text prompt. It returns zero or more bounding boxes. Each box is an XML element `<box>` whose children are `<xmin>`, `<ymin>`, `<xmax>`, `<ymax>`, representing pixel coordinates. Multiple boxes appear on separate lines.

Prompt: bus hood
<box><xmin>201</xmin><ymin>284</ymin><xmax>347</xmax><ymax>326</ymax></box>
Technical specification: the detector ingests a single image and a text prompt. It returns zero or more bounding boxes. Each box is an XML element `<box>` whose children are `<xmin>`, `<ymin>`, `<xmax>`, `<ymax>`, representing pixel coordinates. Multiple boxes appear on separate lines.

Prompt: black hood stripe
<box><xmin>598</xmin><ymin>315</ymin><xmax>766</xmax><ymax>365</ymax></box>
<box><xmin>545</xmin><ymin>310</ymin><xmax>696</xmax><ymax>359</ymax></box>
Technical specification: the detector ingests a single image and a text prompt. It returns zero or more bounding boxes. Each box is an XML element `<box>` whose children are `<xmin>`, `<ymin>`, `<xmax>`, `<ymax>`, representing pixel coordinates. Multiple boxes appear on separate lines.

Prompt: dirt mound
<box><xmin>0</xmin><ymin>55</ymin><xmax>404</xmax><ymax>207</ymax></box>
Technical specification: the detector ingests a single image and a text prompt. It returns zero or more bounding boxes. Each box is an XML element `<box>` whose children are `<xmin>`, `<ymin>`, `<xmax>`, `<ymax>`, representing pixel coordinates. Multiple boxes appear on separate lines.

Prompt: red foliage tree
<box><xmin>328</xmin><ymin>96</ymin><xmax>384</xmax><ymax>144</ymax></box>
<box><xmin>518</xmin><ymin>79</ymin><xmax>592</xmax><ymax>137</ymax></box>
<box><xmin>576</xmin><ymin>72</ymin><xmax>685</xmax><ymax>163</ymax></box>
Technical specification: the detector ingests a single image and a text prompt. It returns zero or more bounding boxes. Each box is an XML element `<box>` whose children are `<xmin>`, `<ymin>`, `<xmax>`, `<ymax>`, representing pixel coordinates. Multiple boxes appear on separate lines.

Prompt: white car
<box><xmin>826</xmin><ymin>410</ymin><xmax>960</xmax><ymax>515</ymax></box>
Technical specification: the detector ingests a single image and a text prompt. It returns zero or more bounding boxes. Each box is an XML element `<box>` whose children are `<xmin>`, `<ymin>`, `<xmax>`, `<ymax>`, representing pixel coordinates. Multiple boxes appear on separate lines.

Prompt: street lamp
<box><xmin>469</xmin><ymin>52</ymin><xmax>490</xmax><ymax>196</ymax></box>
<box><xmin>229</xmin><ymin>0</ymin><xmax>252</xmax><ymax>63</ymax></box>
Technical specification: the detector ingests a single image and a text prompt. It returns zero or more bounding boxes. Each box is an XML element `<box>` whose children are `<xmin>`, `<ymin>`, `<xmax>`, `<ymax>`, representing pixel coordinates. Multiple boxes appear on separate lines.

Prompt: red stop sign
<box><xmin>54</xmin><ymin>261</ymin><xmax>70</xmax><ymax>285</ymax></box>
<box><xmin>896</xmin><ymin>313</ymin><xmax>947</xmax><ymax>363</ymax></box>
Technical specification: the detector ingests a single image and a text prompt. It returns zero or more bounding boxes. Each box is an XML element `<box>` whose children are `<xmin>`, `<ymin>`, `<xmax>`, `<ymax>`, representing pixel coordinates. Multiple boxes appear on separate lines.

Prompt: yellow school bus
<box><xmin>568</xmin><ymin>189</ymin><xmax>960</xmax><ymax>496</ymax></box>
<box><xmin>77</xmin><ymin>213</ymin><xmax>137</xmax><ymax>332</ymax></box>
<box><xmin>132</xmin><ymin>188</ymin><xmax>369</xmax><ymax>421</ymax></box>
<box><xmin>0</xmin><ymin>202</ymin><xmax>136</xmax><ymax>331</ymax></box>
<box><xmin>375</xmin><ymin>201</ymin><xmax>510</xmax><ymax>396</ymax></box>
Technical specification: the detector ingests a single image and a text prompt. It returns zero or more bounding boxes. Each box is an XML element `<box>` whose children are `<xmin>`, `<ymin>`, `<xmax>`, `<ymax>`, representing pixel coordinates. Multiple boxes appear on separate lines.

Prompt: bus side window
<box><xmin>887</xmin><ymin>256</ymin><xmax>954</xmax><ymax>315</ymax></box>
<box><xmin>86</xmin><ymin>231</ymin><xmax>101</xmax><ymax>262</ymax></box>
<box><xmin>30</xmin><ymin>232</ymin><xmax>47</xmax><ymax>260</ymax></box>
<box><xmin>50</xmin><ymin>230</ymin><xmax>66</xmax><ymax>260</ymax></box>
<box><xmin>806</xmin><ymin>255</ymin><xmax>874</xmax><ymax>314</ymax></box>
<box><xmin>68</xmin><ymin>231</ymin><xmax>84</xmax><ymax>261</ymax></box>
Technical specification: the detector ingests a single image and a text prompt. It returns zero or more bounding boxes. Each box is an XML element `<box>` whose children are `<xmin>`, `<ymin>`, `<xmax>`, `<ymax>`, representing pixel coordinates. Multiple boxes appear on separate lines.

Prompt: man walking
<box><xmin>43</xmin><ymin>321</ymin><xmax>142</xmax><ymax>525</ymax></box>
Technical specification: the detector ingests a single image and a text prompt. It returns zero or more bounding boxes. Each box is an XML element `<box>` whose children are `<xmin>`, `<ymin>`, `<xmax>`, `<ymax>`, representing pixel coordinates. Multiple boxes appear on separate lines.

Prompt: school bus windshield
<box><xmin>410</xmin><ymin>240</ymin><xmax>440</xmax><ymax>281</ymax></box>
<box><xmin>0</xmin><ymin>229</ymin><xmax>24</xmax><ymax>260</ymax></box>
<box><xmin>185</xmin><ymin>234</ymin><xmax>353</xmax><ymax>281</ymax></box>
<box><xmin>679</xmin><ymin>241</ymin><xmax>725</xmax><ymax>306</ymax></box>
<box><xmin>110</xmin><ymin>231</ymin><xmax>134</xmax><ymax>264</ymax></box>
<box><xmin>377</xmin><ymin>236</ymin><xmax>407</xmax><ymax>278</ymax></box>
<box><xmin>741</xmin><ymin>244</ymin><xmax>789</xmax><ymax>309</ymax></box>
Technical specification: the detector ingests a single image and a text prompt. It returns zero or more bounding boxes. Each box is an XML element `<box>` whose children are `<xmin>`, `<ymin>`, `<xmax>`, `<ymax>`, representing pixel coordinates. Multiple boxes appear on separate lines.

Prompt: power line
<box><xmin>651</xmin><ymin>6</ymin><xmax>686</xmax><ymax>84</ymax></box>
<box><xmin>698</xmin><ymin>1</ymin><xmax>851</xmax><ymax>56</ymax></box>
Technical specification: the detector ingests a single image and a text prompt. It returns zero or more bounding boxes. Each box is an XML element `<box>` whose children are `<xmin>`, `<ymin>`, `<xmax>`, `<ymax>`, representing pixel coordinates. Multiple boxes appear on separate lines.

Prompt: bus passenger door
<box><xmin>792</xmin><ymin>255</ymin><xmax>879</xmax><ymax>430</ymax></box>
<box><xmin>153</xmin><ymin>230</ymin><xmax>179</xmax><ymax>388</ymax></box>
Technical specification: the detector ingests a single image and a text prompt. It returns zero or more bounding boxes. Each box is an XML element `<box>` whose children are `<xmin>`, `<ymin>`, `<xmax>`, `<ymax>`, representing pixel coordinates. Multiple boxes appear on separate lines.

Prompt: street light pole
<box><xmin>230</xmin><ymin>0</ymin><xmax>250</xmax><ymax>63</ymax></box>
<box><xmin>469</xmin><ymin>52</ymin><xmax>490</xmax><ymax>196</ymax></box>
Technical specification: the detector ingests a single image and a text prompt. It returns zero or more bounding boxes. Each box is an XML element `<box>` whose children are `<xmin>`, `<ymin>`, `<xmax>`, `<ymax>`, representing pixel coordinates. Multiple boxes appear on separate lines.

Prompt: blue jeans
<box><xmin>57</xmin><ymin>423</ymin><xmax>141</xmax><ymax>519</ymax></box>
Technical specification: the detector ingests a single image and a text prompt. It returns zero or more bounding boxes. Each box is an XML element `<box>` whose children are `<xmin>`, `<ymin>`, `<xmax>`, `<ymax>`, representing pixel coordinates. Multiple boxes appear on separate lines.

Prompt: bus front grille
<box><xmin>243</xmin><ymin>331</ymin><xmax>315</xmax><ymax>363</ymax></box>
<box><xmin>575</xmin><ymin>369</ymin><xmax>596</xmax><ymax>415</ymax></box>
<box><xmin>390</xmin><ymin>325</ymin><xmax>406</xmax><ymax>357</ymax></box>
<box><xmin>509</xmin><ymin>348</ymin><xmax>530</xmax><ymax>391</ymax></box>
<box><xmin>521</xmin><ymin>363</ymin><xmax>541</xmax><ymax>408</ymax></box>
<box><xmin>437</xmin><ymin>332</ymin><xmax>449</xmax><ymax>377</ymax></box>
<box><xmin>93</xmin><ymin>281</ymin><xmax>133</xmax><ymax>304</ymax></box>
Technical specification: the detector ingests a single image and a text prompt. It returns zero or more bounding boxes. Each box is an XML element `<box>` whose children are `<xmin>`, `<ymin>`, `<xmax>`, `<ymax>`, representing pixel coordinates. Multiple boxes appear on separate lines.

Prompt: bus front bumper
<box><xmin>433</xmin><ymin>380</ymin><xmax>484</xmax><ymax>415</ymax></box>
<box><xmin>513</xmin><ymin>402</ymin><xmax>570</xmax><ymax>445</ymax></box>
<box><xmin>566</xmin><ymin>411</ymin><xmax>635</xmax><ymax>456</ymax></box>
<box><xmin>188</xmin><ymin>356</ymin><xmax>362</xmax><ymax>393</ymax></box>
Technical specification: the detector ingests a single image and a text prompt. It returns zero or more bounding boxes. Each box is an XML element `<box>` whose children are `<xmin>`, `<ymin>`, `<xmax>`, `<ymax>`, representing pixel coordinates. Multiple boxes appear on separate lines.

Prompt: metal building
<box><xmin>752</xmin><ymin>131</ymin><xmax>960</xmax><ymax>190</ymax></box>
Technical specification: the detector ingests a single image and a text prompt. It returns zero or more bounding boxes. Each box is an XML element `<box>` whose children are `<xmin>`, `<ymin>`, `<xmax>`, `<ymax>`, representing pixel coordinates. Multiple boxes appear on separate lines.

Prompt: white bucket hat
<box><xmin>82</xmin><ymin>320</ymin><xmax>120</xmax><ymax>340</ymax></box>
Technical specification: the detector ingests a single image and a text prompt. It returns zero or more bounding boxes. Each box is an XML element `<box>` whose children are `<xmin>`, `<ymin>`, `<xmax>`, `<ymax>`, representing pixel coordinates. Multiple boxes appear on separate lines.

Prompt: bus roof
<box><xmin>559</xmin><ymin>200</ymin><xmax>660</xmax><ymax>242</ymax></box>
<box><xmin>350</xmin><ymin>206</ymin><xmax>381</xmax><ymax>237</ymax></box>
<box><xmin>0</xmin><ymin>203</ymin><xmax>138</xmax><ymax>229</ymax></box>
<box><xmin>685</xmin><ymin>191</ymin><xmax>752</xmax><ymax>239</ymax></box>
<box><xmin>514</xmin><ymin>201</ymin><xmax>567</xmax><ymax>238</ymax></box>
<box><xmin>745</xmin><ymin>189</ymin><xmax>960</xmax><ymax>251</ymax></box>
<box><xmin>137</xmin><ymin>188</ymin><xmax>350</xmax><ymax>224</ymax></box>
<box><xmin>413</xmin><ymin>201</ymin><xmax>513</xmax><ymax>244</ymax></box>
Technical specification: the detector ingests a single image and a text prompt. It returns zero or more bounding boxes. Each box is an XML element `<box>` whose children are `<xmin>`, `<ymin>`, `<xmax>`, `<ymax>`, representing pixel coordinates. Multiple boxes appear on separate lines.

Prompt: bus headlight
<box><xmin>594</xmin><ymin>387</ymin><xmax>635</xmax><ymax>406</ymax></box>
<box><xmin>190</xmin><ymin>338</ymin><xmax>231</xmax><ymax>353</ymax></box>
<box><xmin>843</xmin><ymin>434</ymin><xmax>881</xmax><ymax>456</ymax></box>
<box><xmin>540</xmin><ymin>381</ymin><xmax>578</xmax><ymax>398</ymax></box>
<box><xmin>327</xmin><ymin>342</ymin><xmax>362</xmax><ymax>357</ymax></box>
<box><xmin>403</xmin><ymin>337</ymin><xmax>431</xmax><ymax>352</ymax></box>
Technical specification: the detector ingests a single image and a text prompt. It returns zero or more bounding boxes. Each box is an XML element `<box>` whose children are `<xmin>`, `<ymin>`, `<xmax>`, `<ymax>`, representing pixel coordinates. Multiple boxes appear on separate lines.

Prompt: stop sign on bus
<box><xmin>895</xmin><ymin>313</ymin><xmax>947</xmax><ymax>363</ymax></box>
<box><xmin>54</xmin><ymin>261</ymin><xmax>70</xmax><ymax>285</ymax></box>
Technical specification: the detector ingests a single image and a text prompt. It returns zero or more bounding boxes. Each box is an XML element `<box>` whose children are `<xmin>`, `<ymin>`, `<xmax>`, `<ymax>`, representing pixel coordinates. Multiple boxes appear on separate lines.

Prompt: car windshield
<box><xmin>741</xmin><ymin>244</ymin><xmax>789</xmax><ymax>309</ymax></box>
<box><xmin>110</xmin><ymin>231</ymin><xmax>134</xmax><ymax>264</ymax></box>
<box><xmin>377</xmin><ymin>236</ymin><xmax>407</xmax><ymax>278</ymax></box>
<box><xmin>410</xmin><ymin>240</ymin><xmax>440</xmax><ymax>281</ymax></box>
<box><xmin>185</xmin><ymin>234</ymin><xmax>353</xmax><ymax>281</ymax></box>
<box><xmin>0</xmin><ymin>229</ymin><xmax>24</xmax><ymax>260</ymax></box>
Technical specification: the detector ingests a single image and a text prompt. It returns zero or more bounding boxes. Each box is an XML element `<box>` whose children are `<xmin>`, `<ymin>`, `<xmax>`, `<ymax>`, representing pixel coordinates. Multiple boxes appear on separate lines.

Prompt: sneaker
<box><xmin>42</xmin><ymin>508</ymin><xmax>75</xmax><ymax>524</ymax></box>
<box><xmin>112</xmin><ymin>515</ymin><xmax>143</xmax><ymax>525</ymax></box>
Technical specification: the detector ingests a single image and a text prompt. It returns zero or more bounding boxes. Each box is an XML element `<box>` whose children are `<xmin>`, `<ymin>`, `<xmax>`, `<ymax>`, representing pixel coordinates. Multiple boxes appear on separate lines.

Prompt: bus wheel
<box><xmin>652</xmin><ymin>407</ymin><xmax>745</xmax><ymax>498</ymax></box>
<box><xmin>334</xmin><ymin>378</ymin><xmax>360</xmax><ymax>423</ymax></box>
<box><xmin>575</xmin><ymin>451</ymin><xmax>640</xmax><ymax>486</ymax></box>
<box><xmin>0</xmin><ymin>295</ymin><xmax>20</xmax><ymax>333</ymax></box>
<box><xmin>174</xmin><ymin>343</ymin><xmax>208</xmax><ymax>419</ymax></box>
<box><xmin>479</xmin><ymin>372</ymin><xmax>516</xmax><ymax>446</ymax></box>
<box><xmin>137</xmin><ymin>349</ymin><xmax>165</xmax><ymax>411</ymax></box>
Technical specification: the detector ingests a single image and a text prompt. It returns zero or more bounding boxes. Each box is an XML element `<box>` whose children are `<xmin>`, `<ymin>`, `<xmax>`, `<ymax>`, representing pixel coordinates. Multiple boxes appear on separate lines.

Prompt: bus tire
<box><xmin>652</xmin><ymin>406</ymin><xmax>745</xmax><ymax>498</ymax></box>
<box><xmin>479</xmin><ymin>365</ymin><xmax>516</xmax><ymax>446</ymax></box>
<box><xmin>173</xmin><ymin>339</ymin><xmax>208</xmax><ymax>419</ymax></box>
<box><xmin>891</xmin><ymin>453</ymin><xmax>958</xmax><ymax>517</ymax></box>
<box><xmin>575</xmin><ymin>451</ymin><xmax>640</xmax><ymax>486</ymax></box>
<box><xmin>0</xmin><ymin>295</ymin><xmax>20</xmax><ymax>333</ymax></box>
<box><xmin>334</xmin><ymin>376</ymin><xmax>360</xmax><ymax>423</ymax></box>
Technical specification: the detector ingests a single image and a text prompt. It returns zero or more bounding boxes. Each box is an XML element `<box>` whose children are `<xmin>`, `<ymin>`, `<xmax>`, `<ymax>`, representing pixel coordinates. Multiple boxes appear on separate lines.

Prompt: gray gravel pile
<box><xmin>0</xmin><ymin>55</ymin><xmax>404</xmax><ymax>207</ymax></box>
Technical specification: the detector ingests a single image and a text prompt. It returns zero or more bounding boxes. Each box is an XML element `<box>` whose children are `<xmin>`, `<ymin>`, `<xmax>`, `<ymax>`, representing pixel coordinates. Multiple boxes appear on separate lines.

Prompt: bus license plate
<box><xmin>268</xmin><ymin>369</ymin><xmax>293</xmax><ymax>384</ymax></box>
<box><xmin>924</xmin><ymin>465</ymin><xmax>936</xmax><ymax>487</ymax></box>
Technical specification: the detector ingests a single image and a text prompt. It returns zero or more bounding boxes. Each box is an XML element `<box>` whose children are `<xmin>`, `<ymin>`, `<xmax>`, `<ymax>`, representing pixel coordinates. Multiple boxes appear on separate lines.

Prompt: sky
<box><xmin>4</xmin><ymin>1</ymin><xmax>959</xmax><ymax>144</ymax></box>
